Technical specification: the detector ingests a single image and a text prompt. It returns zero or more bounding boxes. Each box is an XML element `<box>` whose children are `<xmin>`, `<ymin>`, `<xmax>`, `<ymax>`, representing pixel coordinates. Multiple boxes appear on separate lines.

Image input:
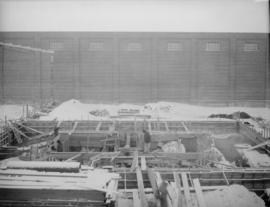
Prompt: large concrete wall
<box><xmin>0</xmin><ymin>32</ymin><xmax>269</xmax><ymax>105</ymax></box>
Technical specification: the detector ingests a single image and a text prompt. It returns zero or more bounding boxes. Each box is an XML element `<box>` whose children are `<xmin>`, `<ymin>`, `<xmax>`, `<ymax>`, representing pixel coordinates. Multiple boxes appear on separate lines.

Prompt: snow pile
<box><xmin>235</xmin><ymin>144</ymin><xmax>270</xmax><ymax>167</ymax></box>
<box><xmin>161</xmin><ymin>141</ymin><xmax>186</xmax><ymax>153</ymax></box>
<box><xmin>40</xmin><ymin>99</ymin><xmax>97</xmax><ymax>120</ymax></box>
<box><xmin>143</xmin><ymin>102</ymin><xmax>270</xmax><ymax>121</ymax></box>
<box><xmin>38</xmin><ymin>99</ymin><xmax>270</xmax><ymax>121</ymax></box>
<box><xmin>204</xmin><ymin>184</ymin><xmax>265</xmax><ymax>207</ymax></box>
<box><xmin>241</xmin><ymin>149</ymin><xmax>270</xmax><ymax>168</ymax></box>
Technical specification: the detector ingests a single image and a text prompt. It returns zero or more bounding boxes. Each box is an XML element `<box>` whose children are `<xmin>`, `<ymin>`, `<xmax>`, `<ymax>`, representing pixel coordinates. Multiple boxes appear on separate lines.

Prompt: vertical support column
<box><xmin>113</xmin><ymin>34</ymin><xmax>119</xmax><ymax>103</ymax></box>
<box><xmin>151</xmin><ymin>35</ymin><xmax>158</xmax><ymax>102</ymax></box>
<box><xmin>193</xmin><ymin>178</ymin><xmax>207</xmax><ymax>207</ymax></box>
<box><xmin>39</xmin><ymin>52</ymin><xmax>43</xmax><ymax>107</ymax></box>
<box><xmin>190</xmin><ymin>38</ymin><xmax>198</xmax><ymax>103</ymax></box>
<box><xmin>73</xmin><ymin>36</ymin><xmax>80</xmax><ymax>99</ymax></box>
<box><xmin>50</xmin><ymin>54</ymin><xmax>54</xmax><ymax>101</ymax></box>
<box><xmin>230</xmin><ymin>38</ymin><xmax>237</xmax><ymax>105</ymax></box>
<box><xmin>136</xmin><ymin>167</ymin><xmax>149</xmax><ymax>207</ymax></box>
<box><xmin>1</xmin><ymin>46</ymin><xmax>4</xmax><ymax>102</ymax></box>
<box><xmin>265</xmin><ymin>35</ymin><xmax>269</xmax><ymax>107</ymax></box>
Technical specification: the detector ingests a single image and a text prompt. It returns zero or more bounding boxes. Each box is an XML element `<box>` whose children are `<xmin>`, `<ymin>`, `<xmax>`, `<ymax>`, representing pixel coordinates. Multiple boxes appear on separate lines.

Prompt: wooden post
<box><xmin>181</xmin><ymin>172</ymin><xmax>191</xmax><ymax>207</ymax></box>
<box><xmin>131</xmin><ymin>150</ymin><xmax>139</xmax><ymax>171</ymax></box>
<box><xmin>141</xmin><ymin>156</ymin><xmax>147</xmax><ymax>170</ymax></box>
<box><xmin>173</xmin><ymin>172</ymin><xmax>183</xmax><ymax>207</ymax></box>
<box><xmin>147</xmin><ymin>168</ymin><xmax>159</xmax><ymax>199</ymax></box>
<box><xmin>50</xmin><ymin>55</ymin><xmax>54</xmax><ymax>101</ymax></box>
<box><xmin>133</xmin><ymin>190</ymin><xmax>141</xmax><ymax>207</ymax></box>
<box><xmin>193</xmin><ymin>179</ymin><xmax>207</xmax><ymax>207</ymax></box>
<box><xmin>136</xmin><ymin>167</ymin><xmax>149</xmax><ymax>207</ymax></box>
<box><xmin>1</xmin><ymin>45</ymin><xmax>4</xmax><ymax>102</ymax></box>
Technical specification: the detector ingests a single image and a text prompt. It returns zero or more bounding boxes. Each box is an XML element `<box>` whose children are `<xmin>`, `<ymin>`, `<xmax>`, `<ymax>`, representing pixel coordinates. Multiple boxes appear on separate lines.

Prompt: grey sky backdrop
<box><xmin>0</xmin><ymin>0</ymin><xmax>269</xmax><ymax>33</ymax></box>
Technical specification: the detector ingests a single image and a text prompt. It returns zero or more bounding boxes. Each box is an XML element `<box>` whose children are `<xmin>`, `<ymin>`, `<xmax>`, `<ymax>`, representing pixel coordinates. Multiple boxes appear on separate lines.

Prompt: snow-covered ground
<box><xmin>38</xmin><ymin>99</ymin><xmax>270</xmax><ymax>122</ymax></box>
<box><xmin>1</xmin><ymin>99</ymin><xmax>270</xmax><ymax>136</ymax></box>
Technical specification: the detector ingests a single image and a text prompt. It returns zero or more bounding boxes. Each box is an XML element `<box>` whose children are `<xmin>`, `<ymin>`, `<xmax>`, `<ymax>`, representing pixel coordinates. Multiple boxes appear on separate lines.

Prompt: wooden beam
<box><xmin>152</xmin><ymin>152</ymin><xmax>203</xmax><ymax>161</ymax></box>
<box><xmin>136</xmin><ymin>167</ymin><xmax>149</xmax><ymax>207</ymax></box>
<box><xmin>141</xmin><ymin>156</ymin><xmax>147</xmax><ymax>170</ymax></box>
<box><xmin>68</xmin><ymin>122</ymin><xmax>78</xmax><ymax>135</ymax></box>
<box><xmin>65</xmin><ymin>152</ymin><xmax>82</xmax><ymax>162</ymax></box>
<box><xmin>131</xmin><ymin>151</ymin><xmax>139</xmax><ymax>171</ymax></box>
<box><xmin>8</xmin><ymin>121</ymin><xmax>31</xmax><ymax>140</ymax></box>
<box><xmin>181</xmin><ymin>122</ymin><xmax>190</xmax><ymax>132</ymax></box>
<box><xmin>193</xmin><ymin>179</ymin><xmax>207</xmax><ymax>207</ymax></box>
<box><xmin>222</xmin><ymin>171</ymin><xmax>230</xmax><ymax>185</ymax></box>
<box><xmin>96</xmin><ymin>122</ymin><xmax>102</xmax><ymax>131</ymax></box>
<box><xmin>125</xmin><ymin>133</ymin><xmax>131</xmax><ymax>148</ymax></box>
<box><xmin>16</xmin><ymin>122</ymin><xmax>44</xmax><ymax>135</ymax></box>
<box><xmin>133</xmin><ymin>190</ymin><xmax>141</xmax><ymax>207</ymax></box>
<box><xmin>247</xmin><ymin>140</ymin><xmax>270</xmax><ymax>151</ymax></box>
<box><xmin>164</xmin><ymin>122</ymin><xmax>169</xmax><ymax>132</ymax></box>
<box><xmin>147</xmin><ymin>168</ymin><xmax>159</xmax><ymax>199</ymax></box>
<box><xmin>181</xmin><ymin>172</ymin><xmax>191</xmax><ymax>207</ymax></box>
<box><xmin>173</xmin><ymin>172</ymin><xmax>183</xmax><ymax>207</ymax></box>
<box><xmin>57</xmin><ymin>121</ymin><xmax>62</xmax><ymax>128</ymax></box>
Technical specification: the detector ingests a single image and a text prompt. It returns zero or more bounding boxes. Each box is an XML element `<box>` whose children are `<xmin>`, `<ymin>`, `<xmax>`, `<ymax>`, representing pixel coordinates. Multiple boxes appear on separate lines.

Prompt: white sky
<box><xmin>0</xmin><ymin>0</ymin><xmax>269</xmax><ymax>32</ymax></box>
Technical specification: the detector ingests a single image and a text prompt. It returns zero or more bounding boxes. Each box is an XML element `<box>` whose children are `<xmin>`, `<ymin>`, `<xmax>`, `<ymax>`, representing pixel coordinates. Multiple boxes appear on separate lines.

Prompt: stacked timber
<box><xmin>0</xmin><ymin>163</ymin><xmax>120</xmax><ymax>206</ymax></box>
<box><xmin>5</xmin><ymin>160</ymin><xmax>80</xmax><ymax>172</ymax></box>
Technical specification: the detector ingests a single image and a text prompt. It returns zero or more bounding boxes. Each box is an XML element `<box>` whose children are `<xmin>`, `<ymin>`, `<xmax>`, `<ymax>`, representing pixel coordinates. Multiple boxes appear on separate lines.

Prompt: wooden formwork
<box><xmin>116</xmin><ymin>167</ymin><xmax>270</xmax><ymax>207</ymax></box>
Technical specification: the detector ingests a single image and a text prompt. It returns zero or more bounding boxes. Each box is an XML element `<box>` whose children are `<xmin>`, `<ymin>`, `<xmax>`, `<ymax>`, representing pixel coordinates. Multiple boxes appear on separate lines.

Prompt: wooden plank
<box><xmin>181</xmin><ymin>122</ymin><xmax>190</xmax><ymax>132</ymax></box>
<box><xmin>173</xmin><ymin>172</ymin><xmax>182</xmax><ymax>207</ymax></box>
<box><xmin>8</xmin><ymin>121</ymin><xmax>31</xmax><ymax>140</ymax></box>
<box><xmin>136</xmin><ymin>168</ymin><xmax>149</xmax><ymax>207</ymax></box>
<box><xmin>133</xmin><ymin>190</ymin><xmax>141</xmax><ymax>207</ymax></box>
<box><xmin>65</xmin><ymin>152</ymin><xmax>82</xmax><ymax>162</ymax></box>
<box><xmin>96</xmin><ymin>122</ymin><xmax>102</xmax><ymax>131</ymax></box>
<box><xmin>141</xmin><ymin>156</ymin><xmax>147</xmax><ymax>170</ymax></box>
<box><xmin>125</xmin><ymin>133</ymin><xmax>131</xmax><ymax>148</ymax></box>
<box><xmin>181</xmin><ymin>172</ymin><xmax>191</xmax><ymax>207</ymax></box>
<box><xmin>247</xmin><ymin>140</ymin><xmax>270</xmax><ymax>151</ymax></box>
<box><xmin>193</xmin><ymin>179</ymin><xmax>207</xmax><ymax>207</ymax></box>
<box><xmin>57</xmin><ymin>121</ymin><xmax>62</xmax><ymax>128</ymax></box>
<box><xmin>131</xmin><ymin>151</ymin><xmax>139</xmax><ymax>171</ymax></box>
<box><xmin>16</xmin><ymin>122</ymin><xmax>44</xmax><ymax>135</ymax></box>
<box><xmin>68</xmin><ymin>122</ymin><xmax>78</xmax><ymax>135</ymax></box>
<box><xmin>147</xmin><ymin>168</ymin><xmax>159</xmax><ymax>198</ymax></box>
<box><xmin>152</xmin><ymin>152</ymin><xmax>202</xmax><ymax>161</ymax></box>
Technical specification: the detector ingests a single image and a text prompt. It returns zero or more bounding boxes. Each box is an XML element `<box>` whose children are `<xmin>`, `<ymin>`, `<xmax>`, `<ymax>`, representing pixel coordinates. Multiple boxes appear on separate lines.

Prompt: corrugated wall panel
<box><xmin>118</xmin><ymin>38</ymin><xmax>152</xmax><ymax>102</ymax></box>
<box><xmin>79</xmin><ymin>38</ymin><xmax>114</xmax><ymax>101</ymax></box>
<box><xmin>0</xmin><ymin>32</ymin><xmax>268</xmax><ymax>105</ymax></box>
<box><xmin>157</xmin><ymin>39</ymin><xmax>192</xmax><ymax>101</ymax></box>
<box><xmin>235</xmin><ymin>39</ymin><xmax>267</xmax><ymax>100</ymax></box>
<box><xmin>2</xmin><ymin>38</ymin><xmax>36</xmax><ymax>101</ymax></box>
<box><xmin>40</xmin><ymin>38</ymin><xmax>75</xmax><ymax>101</ymax></box>
<box><xmin>196</xmin><ymin>39</ymin><xmax>231</xmax><ymax>101</ymax></box>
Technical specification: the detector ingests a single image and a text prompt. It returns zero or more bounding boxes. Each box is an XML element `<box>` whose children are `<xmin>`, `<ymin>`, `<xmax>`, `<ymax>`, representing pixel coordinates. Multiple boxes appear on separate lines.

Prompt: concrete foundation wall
<box><xmin>0</xmin><ymin>32</ymin><xmax>269</xmax><ymax>105</ymax></box>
